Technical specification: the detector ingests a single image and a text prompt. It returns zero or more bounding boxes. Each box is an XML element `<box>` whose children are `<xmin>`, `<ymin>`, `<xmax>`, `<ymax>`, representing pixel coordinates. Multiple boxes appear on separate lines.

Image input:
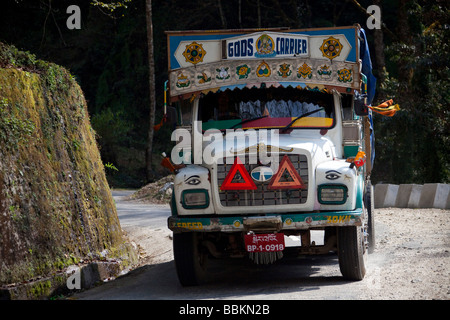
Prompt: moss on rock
<box><xmin>0</xmin><ymin>43</ymin><xmax>137</xmax><ymax>287</ymax></box>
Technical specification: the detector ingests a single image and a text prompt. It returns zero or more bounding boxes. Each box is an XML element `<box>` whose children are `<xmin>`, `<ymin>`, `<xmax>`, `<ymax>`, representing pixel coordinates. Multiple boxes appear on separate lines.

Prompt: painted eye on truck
<box><xmin>185</xmin><ymin>175</ymin><xmax>201</xmax><ymax>185</ymax></box>
<box><xmin>325</xmin><ymin>170</ymin><xmax>341</xmax><ymax>180</ymax></box>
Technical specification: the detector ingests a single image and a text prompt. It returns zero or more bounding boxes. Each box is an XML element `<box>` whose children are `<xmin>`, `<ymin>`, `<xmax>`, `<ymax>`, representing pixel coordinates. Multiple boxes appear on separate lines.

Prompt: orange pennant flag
<box><xmin>368</xmin><ymin>99</ymin><xmax>400</xmax><ymax>117</ymax></box>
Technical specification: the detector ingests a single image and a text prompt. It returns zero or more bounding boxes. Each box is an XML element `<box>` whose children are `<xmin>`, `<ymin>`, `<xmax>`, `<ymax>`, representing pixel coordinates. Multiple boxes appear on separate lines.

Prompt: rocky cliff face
<box><xmin>0</xmin><ymin>44</ymin><xmax>136</xmax><ymax>287</ymax></box>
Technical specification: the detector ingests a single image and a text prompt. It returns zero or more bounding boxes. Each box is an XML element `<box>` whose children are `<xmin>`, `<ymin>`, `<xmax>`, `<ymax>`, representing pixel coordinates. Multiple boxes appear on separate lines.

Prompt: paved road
<box><xmin>73</xmin><ymin>190</ymin><xmax>449</xmax><ymax>301</ymax></box>
<box><xmin>73</xmin><ymin>190</ymin><xmax>385</xmax><ymax>300</ymax></box>
<box><xmin>113</xmin><ymin>190</ymin><xmax>170</xmax><ymax>228</ymax></box>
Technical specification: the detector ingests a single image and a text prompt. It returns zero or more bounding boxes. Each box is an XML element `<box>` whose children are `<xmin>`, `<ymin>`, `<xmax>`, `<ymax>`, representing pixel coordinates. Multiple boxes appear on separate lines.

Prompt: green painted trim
<box><xmin>168</xmin><ymin>208</ymin><xmax>363</xmax><ymax>232</ymax></box>
<box><xmin>201</xmin><ymin>119</ymin><xmax>241</xmax><ymax>131</ymax></box>
<box><xmin>181</xmin><ymin>189</ymin><xmax>210</xmax><ymax>209</ymax></box>
<box><xmin>355</xmin><ymin>173</ymin><xmax>364</xmax><ymax>209</ymax></box>
<box><xmin>318</xmin><ymin>184</ymin><xmax>348</xmax><ymax>205</ymax></box>
<box><xmin>170</xmin><ymin>193</ymin><xmax>178</xmax><ymax>216</ymax></box>
<box><xmin>344</xmin><ymin>145</ymin><xmax>359</xmax><ymax>158</ymax></box>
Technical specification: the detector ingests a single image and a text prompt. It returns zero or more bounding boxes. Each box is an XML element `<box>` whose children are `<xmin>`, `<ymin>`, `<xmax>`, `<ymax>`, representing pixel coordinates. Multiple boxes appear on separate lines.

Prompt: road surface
<box><xmin>73</xmin><ymin>190</ymin><xmax>450</xmax><ymax>300</ymax></box>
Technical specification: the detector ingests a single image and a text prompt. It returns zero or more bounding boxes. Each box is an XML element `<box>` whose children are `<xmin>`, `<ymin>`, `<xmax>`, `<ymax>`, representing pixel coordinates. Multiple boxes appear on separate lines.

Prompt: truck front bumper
<box><xmin>168</xmin><ymin>208</ymin><xmax>363</xmax><ymax>233</ymax></box>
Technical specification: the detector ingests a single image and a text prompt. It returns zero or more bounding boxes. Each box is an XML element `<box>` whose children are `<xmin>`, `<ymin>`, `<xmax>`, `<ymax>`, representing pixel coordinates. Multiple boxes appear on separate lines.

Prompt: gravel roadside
<box><xmin>361</xmin><ymin>207</ymin><xmax>450</xmax><ymax>299</ymax></box>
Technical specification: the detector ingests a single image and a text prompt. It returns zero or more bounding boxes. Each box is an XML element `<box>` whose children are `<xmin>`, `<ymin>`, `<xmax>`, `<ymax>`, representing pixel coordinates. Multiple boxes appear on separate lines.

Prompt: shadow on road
<box><xmin>76</xmin><ymin>252</ymin><xmax>350</xmax><ymax>300</ymax></box>
<box><xmin>73</xmin><ymin>191</ymin><xmax>353</xmax><ymax>300</ymax></box>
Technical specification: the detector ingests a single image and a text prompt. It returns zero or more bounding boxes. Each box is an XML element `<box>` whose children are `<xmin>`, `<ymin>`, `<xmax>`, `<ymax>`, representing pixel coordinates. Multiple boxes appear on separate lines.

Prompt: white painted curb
<box><xmin>374</xmin><ymin>183</ymin><xmax>449</xmax><ymax>209</ymax></box>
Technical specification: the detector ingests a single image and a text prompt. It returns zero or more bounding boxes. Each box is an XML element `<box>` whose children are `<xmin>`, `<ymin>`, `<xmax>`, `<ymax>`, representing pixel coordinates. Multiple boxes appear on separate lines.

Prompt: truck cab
<box><xmin>164</xmin><ymin>26</ymin><xmax>375</xmax><ymax>285</ymax></box>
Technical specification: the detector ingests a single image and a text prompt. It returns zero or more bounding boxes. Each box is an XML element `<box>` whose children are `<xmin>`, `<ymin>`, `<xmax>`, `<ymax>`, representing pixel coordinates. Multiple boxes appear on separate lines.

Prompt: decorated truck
<box><xmin>163</xmin><ymin>25</ymin><xmax>383</xmax><ymax>286</ymax></box>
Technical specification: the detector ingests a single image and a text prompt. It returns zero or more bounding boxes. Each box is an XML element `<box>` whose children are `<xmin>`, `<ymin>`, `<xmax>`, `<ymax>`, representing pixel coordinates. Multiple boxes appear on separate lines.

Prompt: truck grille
<box><xmin>217</xmin><ymin>154</ymin><xmax>308</xmax><ymax>207</ymax></box>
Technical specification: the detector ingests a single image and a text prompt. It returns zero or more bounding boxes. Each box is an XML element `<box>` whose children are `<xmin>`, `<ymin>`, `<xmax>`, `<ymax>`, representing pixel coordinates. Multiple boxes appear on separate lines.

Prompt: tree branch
<box><xmin>347</xmin><ymin>0</ymin><xmax>397</xmax><ymax>40</ymax></box>
<box><xmin>40</xmin><ymin>0</ymin><xmax>52</xmax><ymax>50</ymax></box>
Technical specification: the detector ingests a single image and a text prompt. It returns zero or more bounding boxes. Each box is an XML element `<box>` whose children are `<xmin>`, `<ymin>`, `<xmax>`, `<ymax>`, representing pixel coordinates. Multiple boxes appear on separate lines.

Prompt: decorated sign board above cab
<box><xmin>166</xmin><ymin>26</ymin><xmax>360</xmax><ymax>100</ymax></box>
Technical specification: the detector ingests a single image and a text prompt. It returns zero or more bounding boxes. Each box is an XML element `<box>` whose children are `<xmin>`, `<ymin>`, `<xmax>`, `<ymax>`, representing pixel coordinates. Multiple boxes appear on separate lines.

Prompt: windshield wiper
<box><xmin>230</xmin><ymin>115</ymin><xmax>268</xmax><ymax>129</ymax></box>
<box><xmin>281</xmin><ymin>108</ymin><xmax>324</xmax><ymax>133</ymax></box>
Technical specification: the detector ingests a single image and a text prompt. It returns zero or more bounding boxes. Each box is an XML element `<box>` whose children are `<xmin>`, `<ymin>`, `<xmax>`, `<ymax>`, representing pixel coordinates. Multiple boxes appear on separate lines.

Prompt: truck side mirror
<box><xmin>166</xmin><ymin>106</ymin><xmax>178</xmax><ymax>126</ymax></box>
<box><xmin>354</xmin><ymin>92</ymin><xmax>368</xmax><ymax>116</ymax></box>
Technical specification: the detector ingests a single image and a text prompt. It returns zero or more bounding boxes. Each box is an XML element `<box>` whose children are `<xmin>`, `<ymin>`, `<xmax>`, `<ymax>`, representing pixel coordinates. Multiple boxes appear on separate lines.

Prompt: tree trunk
<box><xmin>217</xmin><ymin>0</ymin><xmax>227</xmax><ymax>29</ymax></box>
<box><xmin>397</xmin><ymin>0</ymin><xmax>411</xmax><ymax>44</ymax></box>
<box><xmin>145</xmin><ymin>0</ymin><xmax>156</xmax><ymax>182</ymax></box>
<box><xmin>257</xmin><ymin>0</ymin><xmax>261</xmax><ymax>28</ymax></box>
<box><xmin>372</xmin><ymin>0</ymin><xmax>386</xmax><ymax>98</ymax></box>
<box><xmin>238</xmin><ymin>0</ymin><xmax>242</xmax><ymax>28</ymax></box>
<box><xmin>396</xmin><ymin>0</ymin><xmax>414</xmax><ymax>86</ymax></box>
<box><xmin>305</xmin><ymin>0</ymin><xmax>312</xmax><ymax>28</ymax></box>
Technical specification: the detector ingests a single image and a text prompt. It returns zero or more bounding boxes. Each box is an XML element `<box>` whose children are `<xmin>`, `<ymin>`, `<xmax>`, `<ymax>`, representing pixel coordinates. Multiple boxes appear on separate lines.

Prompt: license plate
<box><xmin>244</xmin><ymin>233</ymin><xmax>285</xmax><ymax>252</ymax></box>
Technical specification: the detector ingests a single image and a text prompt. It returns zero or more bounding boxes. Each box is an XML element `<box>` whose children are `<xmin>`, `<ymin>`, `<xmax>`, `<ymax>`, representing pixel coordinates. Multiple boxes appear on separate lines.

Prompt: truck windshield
<box><xmin>198</xmin><ymin>86</ymin><xmax>334</xmax><ymax>131</ymax></box>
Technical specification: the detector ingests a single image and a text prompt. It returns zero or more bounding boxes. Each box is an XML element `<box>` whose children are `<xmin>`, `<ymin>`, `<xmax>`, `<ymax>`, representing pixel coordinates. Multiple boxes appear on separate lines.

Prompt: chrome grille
<box><xmin>217</xmin><ymin>154</ymin><xmax>308</xmax><ymax>207</ymax></box>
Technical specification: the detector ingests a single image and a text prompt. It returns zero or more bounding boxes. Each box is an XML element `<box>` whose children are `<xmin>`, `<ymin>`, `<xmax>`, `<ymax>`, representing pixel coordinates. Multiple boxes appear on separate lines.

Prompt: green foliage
<box><xmin>0</xmin><ymin>0</ymin><xmax>447</xmax><ymax>186</ymax></box>
<box><xmin>0</xmin><ymin>42</ymin><xmax>38</xmax><ymax>71</ymax></box>
<box><xmin>0</xmin><ymin>98</ymin><xmax>35</xmax><ymax>150</ymax></box>
<box><xmin>104</xmin><ymin>162</ymin><xmax>119</xmax><ymax>171</ymax></box>
<box><xmin>371</xmin><ymin>1</ymin><xmax>450</xmax><ymax>184</ymax></box>
<box><xmin>44</xmin><ymin>64</ymin><xmax>70</xmax><ymax>93</ymax></box>
<box><xmin>91</xmin><ymin>0</ymin><xmax>132</xmax><ymax>13</ymax></box>
<box><xmin>91</xmin><ymin>108</ymin><xmax>132</xmax><ymax>153</ymax></box>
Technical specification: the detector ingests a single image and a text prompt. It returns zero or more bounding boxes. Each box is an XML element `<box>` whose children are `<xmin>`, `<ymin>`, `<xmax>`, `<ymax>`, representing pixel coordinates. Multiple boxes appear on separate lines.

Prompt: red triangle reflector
<box><xmin>220</xmin><ymin>157</ymin><xmax>257</xmax><ymax>190</ymax></box>
<box><xmin>268</xmin><ymin>154</ymin><xmax>306</xmax><ymax>190</ymax></box>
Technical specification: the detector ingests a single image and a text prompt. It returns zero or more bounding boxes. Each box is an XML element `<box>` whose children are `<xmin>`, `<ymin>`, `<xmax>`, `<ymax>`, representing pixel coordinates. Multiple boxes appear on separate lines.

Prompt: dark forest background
<box><xmin>0</xmin><ymin>0</ymin><xmax>448</xmax><ymax>188</ymax></box>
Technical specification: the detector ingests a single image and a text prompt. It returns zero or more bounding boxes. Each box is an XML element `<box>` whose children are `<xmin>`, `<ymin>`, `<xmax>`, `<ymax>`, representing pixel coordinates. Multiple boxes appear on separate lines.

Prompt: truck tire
<box><xmin>337</xmin><ymin>225</ymin><xmax>367</xmax><ymax>281</ymax></box>
<box><xmin>173</xmin><ymin>232</ymin><xmax>207</xmax><ymax>286</ymax></box>
<box><xmin>365</xmin><ymin>182</ymin><xmax>375</xmax><ymax>253</ymax></box>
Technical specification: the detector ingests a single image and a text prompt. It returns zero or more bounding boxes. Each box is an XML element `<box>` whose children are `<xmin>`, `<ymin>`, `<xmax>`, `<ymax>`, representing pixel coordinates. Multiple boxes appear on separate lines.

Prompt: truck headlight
<box><xmin>181</xmin><ymin>189</ymin><xmax>209</xmax><ymax>209</ymax></box>
<box><xmin>318</xmin><ymin>185</ymin><xmax>348</xmax><ymax>205</ymax></box>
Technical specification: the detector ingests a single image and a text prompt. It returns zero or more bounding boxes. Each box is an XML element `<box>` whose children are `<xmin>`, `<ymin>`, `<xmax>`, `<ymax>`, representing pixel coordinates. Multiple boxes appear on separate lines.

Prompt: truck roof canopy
<box><xmin>166</xmin><ymin>26</ymin><xmax>362</xmax><ymax>102</ymax></box>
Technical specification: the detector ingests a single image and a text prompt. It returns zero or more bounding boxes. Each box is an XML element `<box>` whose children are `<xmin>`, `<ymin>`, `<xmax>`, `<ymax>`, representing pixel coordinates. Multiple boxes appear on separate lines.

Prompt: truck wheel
<box><xmin>365</xmin><ymin>182</ymin><xmax>375</xmax><ymax>253</ymax></box>
<box><xmin>173</xmin><ymin>232</ymin><xmax>207</xmax><ymax>286</ymax></box>
<box><xmin>337</xmin><ymin>226</ymin><xmax>367</xmax><ymax>281</ymax></box>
